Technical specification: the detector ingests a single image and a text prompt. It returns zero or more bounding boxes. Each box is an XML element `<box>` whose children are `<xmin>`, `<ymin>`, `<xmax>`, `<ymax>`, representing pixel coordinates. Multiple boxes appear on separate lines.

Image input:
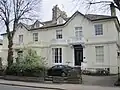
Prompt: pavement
<box><xmin>0</xmin><ymin>84</ymin><xmax>55</xmax><ymax>90</ymax></box>
<box><xmin>0</xmin><ymin>79</ymin><xmax>120</xmax><ymax>90</ymax></box>
<box><xmin>82</xmin><ymin>75</ymin><xmax>117</xmax><ymax>86</ymax></box>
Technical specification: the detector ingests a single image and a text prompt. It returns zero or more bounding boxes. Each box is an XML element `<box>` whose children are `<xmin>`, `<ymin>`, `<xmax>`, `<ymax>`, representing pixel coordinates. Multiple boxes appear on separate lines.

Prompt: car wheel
<box><xmin>61</xmin><ymin>72</ymin><xmax>66</xmax><ymax>77</ymax></box>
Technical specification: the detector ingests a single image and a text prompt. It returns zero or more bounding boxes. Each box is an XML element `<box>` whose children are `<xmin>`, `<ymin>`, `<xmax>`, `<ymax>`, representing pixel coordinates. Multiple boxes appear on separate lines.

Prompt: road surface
<box><xmin>0</xmin><ymin>84</ymin><xmax>55</xmax><ymax>90</ymax></box>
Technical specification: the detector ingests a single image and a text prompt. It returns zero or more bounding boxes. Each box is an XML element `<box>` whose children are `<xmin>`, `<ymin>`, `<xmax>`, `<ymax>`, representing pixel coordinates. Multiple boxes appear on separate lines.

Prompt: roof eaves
<box><xmin>29</xmin><ymin>23</ymin><xmax>65</xmax><ymax>31</ymax></box>
<box><xmin>91</xmin><ymin>16</ymin><xmax>117</xmax><ymax>21</ymax></box>
<box><xmin>1</xmin><ymin>31</ymin><xmax>13</xmax><ymax>36</ymax></box>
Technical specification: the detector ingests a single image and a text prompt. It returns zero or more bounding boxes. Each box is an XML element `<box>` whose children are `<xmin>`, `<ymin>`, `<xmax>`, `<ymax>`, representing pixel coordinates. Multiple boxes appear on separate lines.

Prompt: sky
<box><xmin>0</xmin><ymin>0</ymin><xmax>120</xmax><ymax>38</ymax></box>
<box><xmin>40</xmin><ymin>0</ymin><xmax>119</xmax><ymax>21</ymax></box>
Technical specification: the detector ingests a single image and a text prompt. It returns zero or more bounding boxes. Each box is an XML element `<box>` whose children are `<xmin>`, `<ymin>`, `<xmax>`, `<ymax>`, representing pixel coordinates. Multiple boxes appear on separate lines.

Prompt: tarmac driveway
<box><xmin>82</xmin><ymin>75</ymin><xmax>118</xmax><ymax>87</ymax></box>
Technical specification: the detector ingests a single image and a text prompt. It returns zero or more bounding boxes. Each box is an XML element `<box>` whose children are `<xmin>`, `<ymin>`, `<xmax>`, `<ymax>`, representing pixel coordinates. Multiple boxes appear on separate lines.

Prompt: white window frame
<box><xmin>75</xmin><ymin>27</ymin><xmax>83</xmax><ymax>40</ymax></box>
<box><xmin>52</xmin><ymin>48</ymin><xmax>62</xmax><ymax>64</ymax></box>
<box><xmin>19</xmin><ymin>35</ymin><xmax>23</xmax><ymax>44</ymax></box>
<box><xmin>33</xmin><ymin>33</ymin><xmax>38</xmax><ymax>42</ymax></box>
<box><xmin>94</xmin><ymin>24</ymin><xmax>103</xmax><ymax>35</ymax></box>
<box><xmin>56</xmin><ymin>30</ymin><xmax>62</xmax><ymax>39</ymax></box>
<box><xmin>95</xmin><ymin>46</ymin><xmax>104</xmax><ymax>63</ymax></box>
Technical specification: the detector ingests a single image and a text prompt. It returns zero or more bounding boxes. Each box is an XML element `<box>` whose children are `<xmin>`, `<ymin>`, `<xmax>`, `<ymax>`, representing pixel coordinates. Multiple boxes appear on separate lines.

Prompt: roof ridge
<box><xmin>85</xmin><ymin>14</ymin><xmax>111</xmax><ymax>17</ymax></box>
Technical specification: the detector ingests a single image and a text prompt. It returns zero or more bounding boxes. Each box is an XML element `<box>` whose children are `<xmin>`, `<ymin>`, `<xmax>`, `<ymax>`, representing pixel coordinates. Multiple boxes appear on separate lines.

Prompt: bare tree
<box><xmin>72</xmin><ymin>0</ymin><xmax>120</xmax><ymax>13</ymax></box>
<box><xmin>0</xmin><ymin>0</ymin><xmax>42</xmax><ymax>67</ymax></box>
<box><xmin>88</xmin><ymin>0</ymin><xmax>120</xmax><ymax>11</ymax></box>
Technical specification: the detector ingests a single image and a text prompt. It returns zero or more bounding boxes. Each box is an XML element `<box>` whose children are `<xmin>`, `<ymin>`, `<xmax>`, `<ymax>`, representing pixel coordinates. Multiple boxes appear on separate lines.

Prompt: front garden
<box><xmin>6</xmin><ymin>48</ymin><xmax>47</xmax><ymax>77</ymax></box>
<box><xmin>0</xmin><ymin>48</ymin><xmax>46</xmax><ymax>82</ymax></box>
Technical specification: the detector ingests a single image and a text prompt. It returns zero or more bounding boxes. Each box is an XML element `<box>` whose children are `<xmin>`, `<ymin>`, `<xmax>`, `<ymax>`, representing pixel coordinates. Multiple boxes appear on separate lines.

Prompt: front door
<box><xmin>74</xmin><ymin>45</ymin><xmax>83</xmax><ymax>66</ymax></box>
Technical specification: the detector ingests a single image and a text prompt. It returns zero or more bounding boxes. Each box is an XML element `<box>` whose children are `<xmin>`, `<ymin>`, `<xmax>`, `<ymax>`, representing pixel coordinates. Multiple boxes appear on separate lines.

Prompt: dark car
<box><xmin>47</xmin><ymin>65</ymin><xmax>73</xmax><ymax>77</ymax></box>
<box><xmin>96</xmin><ymin>69</ymin><xmax>110</xmax><ymax>75</ymax></box>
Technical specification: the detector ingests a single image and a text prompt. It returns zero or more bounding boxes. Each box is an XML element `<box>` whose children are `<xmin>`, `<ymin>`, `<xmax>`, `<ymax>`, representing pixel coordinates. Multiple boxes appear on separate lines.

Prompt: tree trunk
<box><xmin>7</xmin><ymin>36</ymin><xmax>13</xmax><ymax>67</ymax></box>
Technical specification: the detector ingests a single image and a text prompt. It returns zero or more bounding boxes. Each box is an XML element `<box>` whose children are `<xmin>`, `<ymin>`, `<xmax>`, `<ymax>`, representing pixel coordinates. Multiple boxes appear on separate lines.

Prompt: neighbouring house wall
<box><xmin>86</xmin><ymin>43</ymin><xmax>118</xmax><ymax>74</ymax></box>
<box><xmin>0</xmin><ymin>45</ymin><xmax>2</xmax><ymax>53</ymax></box>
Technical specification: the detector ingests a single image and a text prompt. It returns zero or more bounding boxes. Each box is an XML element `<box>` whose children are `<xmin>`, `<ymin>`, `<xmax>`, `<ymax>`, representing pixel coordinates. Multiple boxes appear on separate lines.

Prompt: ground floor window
<box><xmin>17</xmin><ymin>50</ymin><xmax>23</xmax><ymax>58</ymax></box>
<box><xmin>52</xmin><ymin>48</ymin><xmax>62</xmax><ymax>63</ymax></box>
<box><xmin>95</xmin><ymin>46</ymin><xmax>104</xmax><ymax>63</ymax></box>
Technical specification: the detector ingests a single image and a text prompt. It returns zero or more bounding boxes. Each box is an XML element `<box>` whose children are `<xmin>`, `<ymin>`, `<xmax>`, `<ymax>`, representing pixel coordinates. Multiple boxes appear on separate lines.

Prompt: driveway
<box><xmin>82</xmin><ymin>75</ymin><xmax>118</xmax><ymax>87</ymax></box>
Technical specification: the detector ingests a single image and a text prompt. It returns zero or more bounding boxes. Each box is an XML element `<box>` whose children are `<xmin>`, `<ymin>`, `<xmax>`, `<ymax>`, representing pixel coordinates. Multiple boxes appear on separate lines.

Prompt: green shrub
<box><xmin>6</xmin><ymin>48</ymin><xmax>47</xmax><ymax>77</ymax></box>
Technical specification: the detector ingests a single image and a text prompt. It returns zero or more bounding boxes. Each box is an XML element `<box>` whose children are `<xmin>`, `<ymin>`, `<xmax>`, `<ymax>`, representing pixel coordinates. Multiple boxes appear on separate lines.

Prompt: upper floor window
<box><xmin>19</xmin><ymin>35</ymin><xmax>23</xmax><ymax>44</ymax></box>
<box><xmin>52</xmin><ymin>48</ymin><xmax>62</xmax><ymax>63</ymax></box>
<box><xmin>75</xmin><ymin>27</ymin><xmax>82</xmax><ymax>39</ymax></box>
<box><xmin>33</xmin><ymin>33</ymin><xmax>38</xmax><ymax>42</ymax></box>
<box><xmin>94</xmin><ymin>24</ymin><xmax>103</xmax><ymax>35</ymax></box>
<box><xmin>95</xmin><ymin>46</ymin><xmax>104</xmax><ymax>63</ymax></box>
<box><xmin>56</xmin><ymin>30</ymin><xmax>62</xmax><ymax>39</ymax></box>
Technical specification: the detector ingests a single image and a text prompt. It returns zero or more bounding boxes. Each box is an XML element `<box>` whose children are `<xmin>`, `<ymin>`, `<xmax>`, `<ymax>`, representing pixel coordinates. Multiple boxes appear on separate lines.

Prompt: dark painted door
<box><xmin>74</xmin><ymin>45</ymin><xmax>83</xmax><ymax>66</ymax></box>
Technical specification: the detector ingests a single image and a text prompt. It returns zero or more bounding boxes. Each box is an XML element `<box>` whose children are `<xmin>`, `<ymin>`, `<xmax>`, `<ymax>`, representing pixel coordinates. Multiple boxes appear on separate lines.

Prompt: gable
<box><xmin>57</xmin><ymin>16</ymin><xmax>66</xmax><ymax>24</ymax></box>
<box><xmin>17</xmin><ymin>23</ymin><xmax>30</xmax><ymax>31</ymax></box>
<box><xmin>63</xmin><ymin>11</ymin><xmax>92</xmax><ymax>27</ymax></box>
<box><xmin>32</xmin><ymin>20</ymin><xmax>44</xmax><ymax>28</ymax></box>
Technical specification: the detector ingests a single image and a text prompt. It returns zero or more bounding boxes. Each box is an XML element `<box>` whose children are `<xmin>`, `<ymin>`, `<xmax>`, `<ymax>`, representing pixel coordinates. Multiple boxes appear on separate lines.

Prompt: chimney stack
<box><xmin>52</xmin><ymin>5</ymin><xmax>67</xmax><ymax>22</ymax></box>
<box><xmin>52</xmin><ymin>5</ymin><xmax>58</xmax><ymax>21</ymax></box>
<box><xmin>110</xmin><ymin>2</ymin><xmax>116</xmax><ymax>16</ymax></box>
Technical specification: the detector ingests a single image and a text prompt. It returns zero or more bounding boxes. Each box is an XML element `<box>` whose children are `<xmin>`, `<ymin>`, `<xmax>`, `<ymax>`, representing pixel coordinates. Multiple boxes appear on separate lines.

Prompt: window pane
<box><xmin>96</xmin><ymin>46</ymin><xmax>104</xmax><ymax>63</ymax></box>
<box><xmin>19</xmin><ymin>35</ymin><xmax>23</xmax><ymax>44</ymax></box>
<box><xmin>95</xmin><ymin>24</ymin><xmax>103</xmax><ymax>35</ymax></box>
<box><xmin>75</xmin><ymin>27</ymin><xmax>82</xmax><ymax>39</ymax></box>
<box><xmin>56</xmin><ymin>30</ymin><xmax>62</xmax><ymax>39</ymax></box>
<box><xmin>60</xmin><ymin>48</ymin><xmax>62</xmax><ymax>63</ymax></box>
<box><xmin>33</xmin><ymin>33</ymin><xmax>38</xmax><ymax>41</ymax></box>
<box><xmin>52</xmin><ymin>48</ymin><xmax>62</xmax><ymax>63</ymax></box>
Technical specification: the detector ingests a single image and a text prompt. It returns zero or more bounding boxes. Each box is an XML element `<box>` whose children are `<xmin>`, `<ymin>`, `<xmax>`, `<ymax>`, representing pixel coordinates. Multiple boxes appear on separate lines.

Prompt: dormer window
<box><xmin>33</xmin><ymin>21</ymin><xmax>43</xmax><ymax>28</ymax></box>
<box><xmin>35</xmin><ymin>23</ymin><xmax>39</xmax><ymax>28</ymax></box>
<box><xmin>57</xmin><ymin>17</ymin><xmax>66</xmax><ymax>24</ymax></box>
<box><xmin>21</xmin><ymin>26</ymin><xmax>23</xmax><ymax>28</ymax></box>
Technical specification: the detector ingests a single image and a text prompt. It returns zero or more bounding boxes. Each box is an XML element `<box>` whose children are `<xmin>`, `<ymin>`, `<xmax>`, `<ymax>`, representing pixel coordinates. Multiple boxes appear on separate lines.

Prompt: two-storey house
<box><xmin>0</xmin><ymin>39</ymin><xmax>3</xmax><ymax>63</ymax></box>
<box><xmin>0</xmin><ymin>39</ymin><xmax>2</xmax><ymax>52</ymax></box>
<box><xmin>1</xmin><ymin>5</ymin><xmax>120</xmax><ymax>74</ymax></box>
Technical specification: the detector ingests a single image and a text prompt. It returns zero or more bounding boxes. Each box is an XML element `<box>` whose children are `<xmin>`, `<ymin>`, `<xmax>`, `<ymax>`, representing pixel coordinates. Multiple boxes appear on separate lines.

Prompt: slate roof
<box><xmin>85</xmin><ymin>14</ymin><xmax>114</xmax><ymax>21</ymax></box>
<box><xmin>1</xmin><ymin>11</ymin><xmax>118</xmax><ymax>35</ymax></box>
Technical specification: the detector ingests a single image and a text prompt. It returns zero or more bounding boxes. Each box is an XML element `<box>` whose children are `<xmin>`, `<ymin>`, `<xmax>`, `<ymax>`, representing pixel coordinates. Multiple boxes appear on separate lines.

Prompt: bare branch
<box><xmin>0</xmin><ymin>0</ymin><xmax>42</xmax><ymax>66</ymax></box>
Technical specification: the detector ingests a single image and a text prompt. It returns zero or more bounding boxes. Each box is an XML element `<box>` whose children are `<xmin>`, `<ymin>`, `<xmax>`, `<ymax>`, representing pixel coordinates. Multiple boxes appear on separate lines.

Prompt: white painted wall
<box><xmin>1</xmin><ymin>12</ymin><xmax>120</xmax><ymax>74</ymax></box>
<box><xmin>86</xmin><ymin>43</ymin><xmax>118</xmax><ymax>74</ymax></box>
<box><xmin>0</xmin><ymin>45</ymin><xmax>2</xmax><ymax>52</ymax></box>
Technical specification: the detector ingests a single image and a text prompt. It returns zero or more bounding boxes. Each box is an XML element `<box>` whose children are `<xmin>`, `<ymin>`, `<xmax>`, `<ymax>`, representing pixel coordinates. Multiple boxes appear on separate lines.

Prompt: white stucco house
<box><xmin>0</xmin><ymin>39</ymin><xmax>3</xmax><ymax>61</ymax></box>
<box><xmin>0</xmin><ymin>39</ymin><xmax>2</xmax><ymax>52</ymax></box>
<box><xmin>1</xmin><ymin>5</ymin><xmax>120</xmax><ymax>74</ymax></box>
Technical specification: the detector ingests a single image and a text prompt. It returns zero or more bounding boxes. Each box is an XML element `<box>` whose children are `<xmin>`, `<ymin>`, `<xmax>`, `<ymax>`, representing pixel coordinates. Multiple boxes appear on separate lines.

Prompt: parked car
<box><xmin>47</xmin><ymin>65</ymin><xmax>73</xmax><ymax>77</ymax></box>
<box><xmin>82</xmin><ymin>69</ymin><xmax>91</xmax><ymax>75</ymax></box>
<box><xmin>82</xmin><ymin>68</ymin><xmax>110</xmax><ymax>75</ymax></box>
<box><xmin>114</xmin><ymin>79</ymin><xmax>120</xmax><ymax>86</ymax></box>
<box><xmin>96</xmin><ymin>69</ymin><xmax>110</xmax><ymax>75</ymax></box>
